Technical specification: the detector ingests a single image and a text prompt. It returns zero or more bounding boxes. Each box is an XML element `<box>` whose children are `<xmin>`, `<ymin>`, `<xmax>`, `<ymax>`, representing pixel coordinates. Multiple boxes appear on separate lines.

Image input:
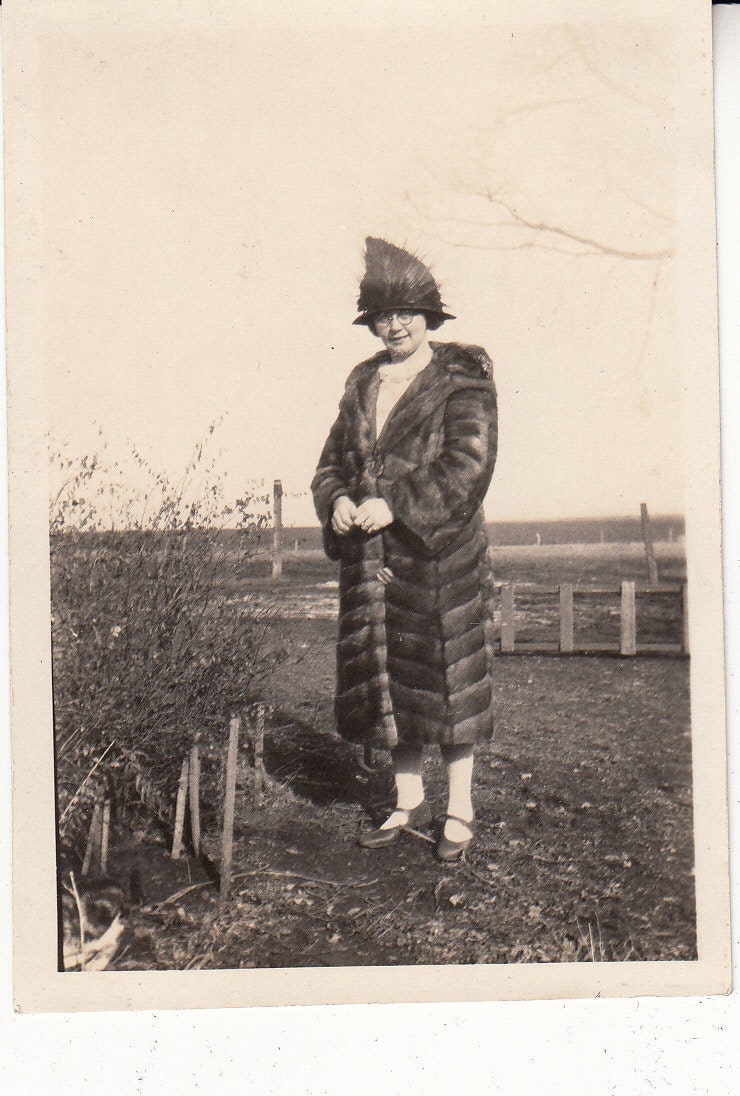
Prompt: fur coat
<box><xmin>311</xmin><ymin>340</ymin><xmax>498</xmax><ymax>750</ymax></box>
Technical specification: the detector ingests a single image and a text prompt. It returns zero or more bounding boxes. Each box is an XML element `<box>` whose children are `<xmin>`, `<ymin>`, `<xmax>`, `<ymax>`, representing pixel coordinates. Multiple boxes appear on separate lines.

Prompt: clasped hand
<box><xmin>331</xmin><ymin>495</ymin><xmax>394</xmax><ymax>536</ymax></box>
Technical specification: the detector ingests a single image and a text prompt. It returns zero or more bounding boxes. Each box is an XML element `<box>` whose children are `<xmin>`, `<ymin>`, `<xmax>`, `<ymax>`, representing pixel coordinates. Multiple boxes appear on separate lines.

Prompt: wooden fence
<box><xmin>270</xmin><ymin>483</ymin><xmax>687</xmax><ymax>658</ymax></box>
<box><xmin>491</xmin><ymin>580</ymin><xmax>689</xmax><ymax>657</ymax></box>
<box><xmin>169</xmin><ymin>707</ymin><xmax>266</xmax><ymax>903</ymax></box>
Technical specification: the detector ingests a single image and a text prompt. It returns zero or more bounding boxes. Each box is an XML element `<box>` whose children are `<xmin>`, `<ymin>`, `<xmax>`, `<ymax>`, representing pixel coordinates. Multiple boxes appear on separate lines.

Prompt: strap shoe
<box><xmin>358</xmin><ymin>800</ymin><xmax>433</xmax><ymax>849</ymax></box>
<box><xmin>436</xmin><ymin>814</ymin><xmax>475</xmax><ymax>862</ymax></box>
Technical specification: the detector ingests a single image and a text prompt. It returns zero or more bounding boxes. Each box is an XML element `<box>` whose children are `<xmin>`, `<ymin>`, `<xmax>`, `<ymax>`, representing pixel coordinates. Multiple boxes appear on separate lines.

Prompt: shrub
<box><xmin>50</xmin><ymin>428</ymin><xmax>285</xmax><ymax>851</ymax></box>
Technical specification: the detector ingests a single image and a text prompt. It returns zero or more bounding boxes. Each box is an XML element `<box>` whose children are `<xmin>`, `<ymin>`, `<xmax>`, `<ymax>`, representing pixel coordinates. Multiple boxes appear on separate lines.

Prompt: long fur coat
<box><xmin>311</xmin><ymin>340</ymin><xmax>498</xmax><ymax>750</ymax></box>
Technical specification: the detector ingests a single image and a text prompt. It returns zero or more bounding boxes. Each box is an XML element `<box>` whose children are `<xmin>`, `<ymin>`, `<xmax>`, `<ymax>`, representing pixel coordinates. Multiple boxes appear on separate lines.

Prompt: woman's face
<box><xmin>373</xmin><ymin>311</ymin><xmax>429</xmax><ymax>360</ymax></box>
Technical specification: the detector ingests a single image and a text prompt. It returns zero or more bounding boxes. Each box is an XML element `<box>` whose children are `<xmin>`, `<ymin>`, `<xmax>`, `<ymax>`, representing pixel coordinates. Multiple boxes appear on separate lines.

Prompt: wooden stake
<box><xmin>82</xmin><ymin>798</ymin><xmax>103</xmax><ymax>876</ymax></box>
<box><xmin>189</xmin><ymin>744</ymin><xmax>201</xmax><ymax>857</ymax></box>
<box><xmin>620</xmin><ymin>581</ymin><xmax>637</xmax><ymax>656</ymax></box>
<box><xmin>272</xmin><ymin>479</ymin><xmax>283</xmax><ymax>578</ymax></box>
<box><xmin>253</xmin><ymin>704</ymin><xmax>266</xmax><ymax>808</ymax></box>
<box><xmin>501</xmin><ymin>584</ymin><xmax>515</xmax><ymax>653</ymax></box>
<box><xmin>171</xmin><ymin>756</ymin><xmax>189</xmax><ymax>860</ymax></box>
<box><xmin>220</xmin><ymin>715</ymin><xmax>240</xmax><ymax>901</ymax></box>
<box><xmin>100</xmin><ymin>799</ymin><xmax>111</xmax><ymax>873</ymax></box>
<box><xmin>559</xmin><ymin>583</ymin><xmax>574</xmax><ymax>653</ymax></box>
<box><xmin>640</xmin><ymin>503</ymin><xmax>659</xmax><ymax>586</ymax></box>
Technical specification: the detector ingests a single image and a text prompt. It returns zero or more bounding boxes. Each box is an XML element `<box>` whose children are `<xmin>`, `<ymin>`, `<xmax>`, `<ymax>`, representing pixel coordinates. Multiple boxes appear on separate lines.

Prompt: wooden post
<box><xmin>171</xmin><ymin>756</ymin><xmax>189</xmax><ymax>860</ymax></box>
<box><xmin>220</xmin><ymin>715</ymin><xmax>240</xmax><ymax>902</ymax></box>
<box><xmin>272</xmin><ymin>479</ymin><xmax>283</xmax><ymax>578</ymax></box>
<box><xmin>620</xmin><ymin>581</ymin><xmax>637</xmax><ymax>656</ymax></box>
<box><xmin>682</xmin><ymin>582</ymin><xmax>690</xmax><ymax>655</ymax></box>
<box><xmin>559</xmin><ymin>583</ymin><xmax>574</xmax><ymax>653</ymax></box>
<box><xmin>81</xmin><ymin>798</ymin><xmax>103</xmax><ymax>876</ymax></box>
<box><xmin>100</xmin><ymin>799</ymin><xmax>111</xmax><ymax>873</ymax></box>
<box><xmin>640</xmin><ymin>503</ymin><xmax>659</xmax><ymax>586</ymax></box>
<box><xmin>253</xmin><ymin>703</ymin><xmax>266</xmax><ymax>808</ymax></box>
<box><xmin>189</xmin><ymin>744</ymin><xmax>201</xmax><ymax>857</ymax></box>
<box><xmin>501</xmin><ymin>584</ymin><xmax>515</xmax><ymax>653</ymax></box>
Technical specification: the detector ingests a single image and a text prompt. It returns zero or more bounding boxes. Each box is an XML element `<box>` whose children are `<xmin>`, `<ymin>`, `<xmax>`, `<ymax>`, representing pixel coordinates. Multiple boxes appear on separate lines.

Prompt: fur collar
<box><xmin>430</xmin><ymin>341</ymin><xmax>494</xmax><ymax>380</ymax></box>
<box><xmin>347</xmin><ymin>340</ymin><xmax>493</xmax><ymax>389</ymax></box>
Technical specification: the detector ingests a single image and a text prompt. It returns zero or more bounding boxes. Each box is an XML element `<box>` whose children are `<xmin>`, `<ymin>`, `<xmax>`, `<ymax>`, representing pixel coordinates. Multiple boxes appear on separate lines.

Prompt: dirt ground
<box><xmin>108</xmin><ymin>607</ymin><xmax>695</xmax><ymax>970</ymax></box>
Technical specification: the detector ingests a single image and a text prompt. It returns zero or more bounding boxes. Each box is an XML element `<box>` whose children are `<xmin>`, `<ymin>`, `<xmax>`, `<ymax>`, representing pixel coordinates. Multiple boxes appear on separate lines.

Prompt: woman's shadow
<box><xmin>262</xmin><ymin>707</ymin><xmax>393</xmax><ymax>818</ymax></box>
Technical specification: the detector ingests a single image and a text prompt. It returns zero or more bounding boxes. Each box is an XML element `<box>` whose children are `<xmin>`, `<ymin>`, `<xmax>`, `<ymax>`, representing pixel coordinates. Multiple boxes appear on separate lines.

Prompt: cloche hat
<box><xmin>353</xmin><ymin>237</ymin><xmax>456</xmax><ymax>328</ymax></box>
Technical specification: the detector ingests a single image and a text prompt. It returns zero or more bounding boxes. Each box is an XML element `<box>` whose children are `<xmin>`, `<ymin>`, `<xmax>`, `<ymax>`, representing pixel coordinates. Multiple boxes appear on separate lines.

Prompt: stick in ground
<box><xmin>220</xmin><ymin>715</ymin><xmax>240</xmax><ymax>902</ymax></box>
<box><xmin>171</xmin><ymin>756</ymin><xmax>190</xmax><ymax>860</ymax></box>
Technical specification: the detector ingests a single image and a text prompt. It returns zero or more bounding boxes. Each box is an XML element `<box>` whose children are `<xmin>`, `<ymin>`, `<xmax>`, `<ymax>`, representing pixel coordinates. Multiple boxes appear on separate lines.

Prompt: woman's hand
<box><xmin>354</xmin><ymin>498</ymin><xmax>394</xmax><ymax>535</ymax></box>
<box><xmin>331</xmin><ymin>495</ymin><xmax>358</xmax><ymax>535</ymax></box>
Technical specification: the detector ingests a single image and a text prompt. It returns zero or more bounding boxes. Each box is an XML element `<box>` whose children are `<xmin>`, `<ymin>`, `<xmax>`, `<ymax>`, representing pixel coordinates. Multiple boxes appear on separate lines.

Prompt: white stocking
<box><xmin>441</xmin><ymin>744</ymin><xmax>474</xmax><ymax>841</ymax></box>
<box><xmin>379</xmin><ymin>745</ymin><xmax>424</xmax><ymax>829</ymax></box>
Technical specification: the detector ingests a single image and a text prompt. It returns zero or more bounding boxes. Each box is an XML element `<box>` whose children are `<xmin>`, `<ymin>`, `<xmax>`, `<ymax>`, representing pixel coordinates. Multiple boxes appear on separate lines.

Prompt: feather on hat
<box><xmin>353</xmin><ymin>237</ymin><xmax>456</xmax><ymax>327</ymax></box>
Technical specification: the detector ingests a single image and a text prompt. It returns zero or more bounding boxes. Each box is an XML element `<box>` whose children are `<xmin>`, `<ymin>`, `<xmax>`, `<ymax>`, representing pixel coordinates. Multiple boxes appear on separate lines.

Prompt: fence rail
<box><xmin>490</xmin><ymin>580</ymin><xmax>688</xmax><ymax>657</ymax></box>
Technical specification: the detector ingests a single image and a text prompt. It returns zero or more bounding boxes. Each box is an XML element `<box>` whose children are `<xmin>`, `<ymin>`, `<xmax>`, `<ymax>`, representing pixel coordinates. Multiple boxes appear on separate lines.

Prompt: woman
<box><xmin>311</xmin><ymin>238</ymin><xmax>498</xmax><ymax>861</ymax></box>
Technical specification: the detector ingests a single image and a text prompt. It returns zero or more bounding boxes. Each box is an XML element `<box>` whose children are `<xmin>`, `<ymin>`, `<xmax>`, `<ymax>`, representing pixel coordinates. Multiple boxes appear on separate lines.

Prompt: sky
<box><xmin>41</xmin><ymin>21</ymin><xmax>682</xmax><ymax>526</ymax></box>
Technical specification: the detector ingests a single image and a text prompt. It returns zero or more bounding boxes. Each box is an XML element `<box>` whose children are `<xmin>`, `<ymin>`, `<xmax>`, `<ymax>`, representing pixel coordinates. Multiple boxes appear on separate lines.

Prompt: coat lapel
<box><xmin>350</xmin><ymin>360</ymin><xmax>383</xmax><ymax>453</ymax></box>
<box><xmin>375</xmin><ymin>357</ymin><xmax>452</xmax><ymax>453</ymax></box>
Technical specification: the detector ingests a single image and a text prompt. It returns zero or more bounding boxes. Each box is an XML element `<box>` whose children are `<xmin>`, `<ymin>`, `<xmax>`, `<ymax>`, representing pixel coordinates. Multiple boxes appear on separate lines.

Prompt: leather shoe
<box><xmin>358</xmin><ymin>800</ymin><xmax>433</xmax><ymax>849</ymax></box>
<box><xmin>436</xmin><ymin>814</ymin><xmax>475</xmax><ymax>862</ymax></box>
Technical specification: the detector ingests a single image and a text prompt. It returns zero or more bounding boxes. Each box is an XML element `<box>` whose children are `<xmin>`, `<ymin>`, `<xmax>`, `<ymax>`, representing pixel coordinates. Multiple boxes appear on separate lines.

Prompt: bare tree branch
<box><xmin>484</xmin><ymin>92</ymin><xmax>605</xmax><ymax>128</ymax></box>
<box><xmin>431</xmin><ymin>232</ymin><xmax>612</xmax><ymax>259</ymax></box>
<box><xmin>410</xmin><ymin>25</ymin><xmax>672</xmax><ymax>264</ymax></box>
<box><xmin>405</xmin><ymin>28</ymin><xmax>673</xmax><ymax>387</ymax></box>
<box><xmin>610</xmin><ymin>180</ymin><xmax>675</xmax><ymax>224</ymax></box>
<box><xmin>564</xmin><ymin>26</ymin><xmax>664</xmax><ymax>115</ymax></box>
<box><xmin>481</xmin><ymin>192</ymin><xmax>670</xmax><ymax>260</ymax></box>
<box><xmin>616</xmin><ymin>258</ymin><xmax>665</xmax><ymax>391</ymax></box>
<box><xmin>406</xmin><ymin>189</ymin><xmax>670</xmax><ymax>261</ymax></box>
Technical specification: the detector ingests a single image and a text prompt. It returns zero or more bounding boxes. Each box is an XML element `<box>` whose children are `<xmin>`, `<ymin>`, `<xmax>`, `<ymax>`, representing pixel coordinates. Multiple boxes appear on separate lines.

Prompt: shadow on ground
<box><xmin>260</xmin><ymin>708</ymin><xmax>395</xmax><ymax>820</ymax></box>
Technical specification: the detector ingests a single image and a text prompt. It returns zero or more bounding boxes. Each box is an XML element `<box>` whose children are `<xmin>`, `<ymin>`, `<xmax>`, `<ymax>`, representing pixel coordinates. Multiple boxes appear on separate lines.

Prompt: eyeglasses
<box><xmin>373</xmin><ymin>310</ymin><xmax>417</xmax><ymax>329</ymax></box>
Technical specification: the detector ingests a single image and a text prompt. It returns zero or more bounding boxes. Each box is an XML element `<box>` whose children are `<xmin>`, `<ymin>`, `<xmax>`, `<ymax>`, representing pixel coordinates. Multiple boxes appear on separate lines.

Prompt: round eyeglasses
<box><xmin>373</xmin><ymin>310</ymin><xmax>417</xmax><ymax>329</ymax></box>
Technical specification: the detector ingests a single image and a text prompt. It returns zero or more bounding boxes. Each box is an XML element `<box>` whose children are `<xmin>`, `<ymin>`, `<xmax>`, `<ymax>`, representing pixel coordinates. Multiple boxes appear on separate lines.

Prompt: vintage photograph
<box><xmin>5</xmin><ymin>0</ymin><xmax>729</xmax><ymax>1009</ymax></box>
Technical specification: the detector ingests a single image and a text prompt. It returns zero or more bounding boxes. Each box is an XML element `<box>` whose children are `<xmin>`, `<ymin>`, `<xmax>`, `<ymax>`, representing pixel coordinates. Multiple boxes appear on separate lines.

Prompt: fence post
<box><xmin>640</xmin><ymin>503</ymin><xmax>659</xmax><ymax>586</ymax></box>
<box><xmin>100</xmin><ymin>799</ymin><xmax>111</xmax><ymax>873</ymax></box>
<box><xmin>620</xmin><ymin>581</ymin><xmax>637</xmax><ymax>655</ymax></box>
<box><xmin>171</xmin><ymin>756</ymin><xmax>190</xmax><ymax>859</ymax></box>
<box><xmin>189</xmin><ymin>744</ymin><xmax>201</xmax><ymax>857</ymax></box>
<box><xmin>220</xmin><ymin>715</ymin><xmax>241</xmax><ymax>903</ymax></box>
<box><xmin>501</xmin><ymin>584</ymin><xmax>515</xmax><ymax>653</ymax></box>
<box><xmin>82</xmin><ymin>798</ymin><xmax>103</xmax><ymax>876</ymax></box>
<box><xmin>272</xmin><ymin>479</ymin><xmax>283</xmax><ymax>578</ymax></box>
<box><xmin>253</xmin><ymin>703</ymin><xmax>266</xmax><ymax>808</ymax></box>
<box><xmin>682</xmin><ymin>582</ymin><xmax>690</xmax><ymax>655</ymax></box>
<box><xmin>559</xmin><ymin>583</ymin><xmax>574</xmax><ymax>653</ymax></box>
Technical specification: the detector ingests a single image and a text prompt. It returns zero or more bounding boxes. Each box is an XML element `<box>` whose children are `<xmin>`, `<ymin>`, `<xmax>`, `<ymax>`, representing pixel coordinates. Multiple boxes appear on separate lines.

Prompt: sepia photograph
<box><xmin>5</xmin><ymin>0</ymin><xmax>730</xmax><ymax>1011</ymax></box>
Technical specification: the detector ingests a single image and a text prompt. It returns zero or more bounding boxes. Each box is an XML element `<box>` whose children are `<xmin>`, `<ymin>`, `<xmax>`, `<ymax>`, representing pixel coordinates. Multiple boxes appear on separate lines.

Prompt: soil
<box><xmin>106</xmin><ymin>605</ymin><xmax>695</xmax><ymax>970</ymax></box>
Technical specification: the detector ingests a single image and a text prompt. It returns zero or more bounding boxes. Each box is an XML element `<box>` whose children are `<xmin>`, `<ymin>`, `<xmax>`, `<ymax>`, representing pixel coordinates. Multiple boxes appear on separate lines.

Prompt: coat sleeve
<box><xmin>311</xmin><ymin>412</ymin><xmax>350</xmax><ymax>524</ymax></box>
<box><xmin>311</xmin><ymin>411</ymin><xmax>352</xmax><ymax>561</ymax></box>
<box><xmin>377</xmin><ymin>382</ymin><xmax>498</xmax><ymax>554</ymax></box>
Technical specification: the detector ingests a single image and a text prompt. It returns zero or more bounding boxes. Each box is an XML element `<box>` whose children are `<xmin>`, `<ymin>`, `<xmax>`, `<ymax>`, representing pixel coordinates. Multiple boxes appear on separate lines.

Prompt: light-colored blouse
<box><xmin>375</xmin><ymin>341</ymin><xmax>433</xmax><ymax>436</ymax></box>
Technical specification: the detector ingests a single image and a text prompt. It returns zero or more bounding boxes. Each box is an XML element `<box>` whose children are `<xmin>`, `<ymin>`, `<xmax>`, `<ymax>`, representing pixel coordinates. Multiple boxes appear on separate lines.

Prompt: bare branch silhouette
<box><xmin>614</xmin><ymin>258</ymin><xmax>666</xmax><ymax>389</ymax></box>
<box><xmin>411</xmin><ymin>26</ymin><xmax>673</xmax><ymax>264</ymax></box>
<box><xmin>406</xmin><ymin>27</ymin><xmax>675</xmax><ymax>393</ymax></box>
<box><xmin>564</xmin><ymin>25</ymin><xmax>665</xmax><ymax>116</ymax></box>
<box><xmin>428</xmin><ymin>193</ymin><xmax>672</xmax><ymax>262</ymax></box>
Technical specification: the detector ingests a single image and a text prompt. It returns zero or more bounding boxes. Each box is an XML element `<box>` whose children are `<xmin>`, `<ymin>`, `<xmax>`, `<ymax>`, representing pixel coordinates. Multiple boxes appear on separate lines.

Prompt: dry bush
<box><xmin>51</xmin><ymin>428</ymin><xmax>286</xmax><ymax>850</ymax></box>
